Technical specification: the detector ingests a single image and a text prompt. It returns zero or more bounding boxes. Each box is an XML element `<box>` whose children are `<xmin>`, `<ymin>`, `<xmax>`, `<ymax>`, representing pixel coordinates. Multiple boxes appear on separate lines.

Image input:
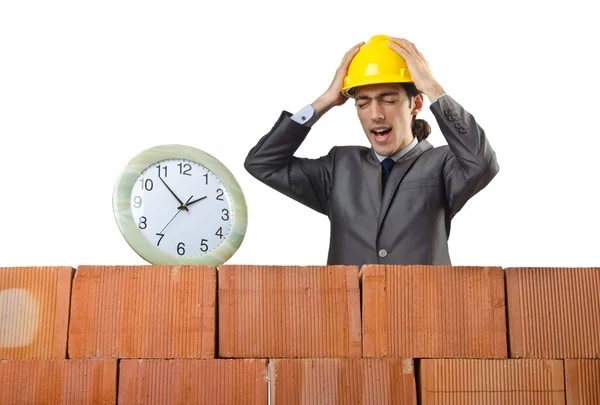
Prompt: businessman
<box><xmin>244</xmin><ymin>37</ymin><xmax>499</xmax><ymax>267</ymax></box>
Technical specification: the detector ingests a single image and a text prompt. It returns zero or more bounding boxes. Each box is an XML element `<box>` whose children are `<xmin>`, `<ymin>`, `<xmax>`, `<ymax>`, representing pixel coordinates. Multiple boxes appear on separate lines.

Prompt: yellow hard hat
<box><xmin>341</xmin><ymin>35</ymin><xmax>412</xmax><ymax>98</ymax></box>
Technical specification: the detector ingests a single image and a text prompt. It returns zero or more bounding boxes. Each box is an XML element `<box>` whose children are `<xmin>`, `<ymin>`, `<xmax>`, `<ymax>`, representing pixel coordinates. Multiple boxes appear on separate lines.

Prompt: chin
<box><xmin>368</xmin><ymin>138</ymin><xmax>397</xmax><ymax>157</ymax></box>
<box><xmin>371</xmin><ymin>144</ymin><xmax>394</xmax><ymax>157</ymax></box>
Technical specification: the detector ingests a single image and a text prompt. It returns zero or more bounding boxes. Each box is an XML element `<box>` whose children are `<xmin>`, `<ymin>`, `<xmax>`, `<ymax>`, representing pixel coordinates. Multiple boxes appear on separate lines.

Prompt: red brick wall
<box><xmin>1</xmin><ymin>265</ymin><xmax>599</xmax><ymax>404</ymax></box>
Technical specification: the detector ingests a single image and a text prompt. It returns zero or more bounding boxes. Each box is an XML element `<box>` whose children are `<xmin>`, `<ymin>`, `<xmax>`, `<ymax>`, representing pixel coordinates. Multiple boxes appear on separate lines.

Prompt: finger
<box><xmin>348</xmin><ymin>41</ymin><xmax>365</xmax><ymax>53</ymax></box>
<box><xmin>388</xmin><ymin>42</ymin><xmax>412</xmax><ymax>60</ymax></box>
<box><xmin>338</xmin><ymin>41</ymin><xmax>364</xmax><ymax>70</ymax></box>
<box><xmin>407</xmin><ymin>40</ymin><xmax>426</xmax><ymax>60</ymax></box>
<box><xmin>403</xmin><ymin>39</ymin><xmax>428</xmax><ymax>64</ymax></box>
<box><xmin>388</xmin><ymin>37</ymin><xmax>418</xmax><ymax>58</ymax></box>
<box><xmin>341</xmin><ymin>42</ymin><xmax>364</xmax><ymax>63</ymax></box>
<box><xmin>402</xmin><ymin>39</ymin><xmax>417</xmax><ymax>54</ymax></box>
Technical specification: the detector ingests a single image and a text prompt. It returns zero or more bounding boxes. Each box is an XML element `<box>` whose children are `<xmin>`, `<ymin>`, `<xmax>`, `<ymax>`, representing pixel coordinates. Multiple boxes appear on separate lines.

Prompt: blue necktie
<box><xmin>381</xmin><ymin>157</ymin><xmax>395</xmax><ymax>190</ymax></box>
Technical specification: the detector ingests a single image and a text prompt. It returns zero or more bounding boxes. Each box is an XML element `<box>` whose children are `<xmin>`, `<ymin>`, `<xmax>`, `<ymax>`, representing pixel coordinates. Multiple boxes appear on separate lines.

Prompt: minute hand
<box><xmin>158</xmin><ymin>176</ymin><xmax>188</xmax><ymax>211</ymax></box>
<box><xmin>179</xmin><ymin>196</ymin><xmax>207</xmax><ymax>209</ymax></box>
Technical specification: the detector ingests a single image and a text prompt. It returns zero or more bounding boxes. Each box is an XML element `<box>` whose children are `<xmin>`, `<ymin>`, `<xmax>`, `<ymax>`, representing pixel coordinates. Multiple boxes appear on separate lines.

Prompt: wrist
<box><xmin>423</xmin><ymin>82</ymin><xmax>446</xmax><ymax>103</ymax></box>
<box><xmin>311</xmin><ymin>94</ymin><xmax>338</xmax><ymax>117</ymax></box>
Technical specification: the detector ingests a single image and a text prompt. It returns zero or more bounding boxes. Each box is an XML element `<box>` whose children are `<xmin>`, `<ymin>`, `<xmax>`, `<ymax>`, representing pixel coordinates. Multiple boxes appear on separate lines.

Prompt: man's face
<box><xmin>354</xmin><ymin>83</ymin><xmax>423</xmax><ymax>157</ymax></box>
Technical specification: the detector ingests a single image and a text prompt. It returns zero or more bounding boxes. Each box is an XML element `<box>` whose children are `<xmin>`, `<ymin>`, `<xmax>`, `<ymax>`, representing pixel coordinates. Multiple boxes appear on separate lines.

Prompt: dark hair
<box><xmin>399</xmin><ymin>82</ymin><xmax>431</xmax><ymax>141</ymax></box>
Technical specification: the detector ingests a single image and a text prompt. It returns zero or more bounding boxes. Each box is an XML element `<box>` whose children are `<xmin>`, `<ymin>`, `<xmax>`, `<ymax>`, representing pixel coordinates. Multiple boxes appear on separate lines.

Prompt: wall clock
<box><xmin>112</xmin><ymin>144</ymin><xmax>247</xmax><ymax>266</ymax></box>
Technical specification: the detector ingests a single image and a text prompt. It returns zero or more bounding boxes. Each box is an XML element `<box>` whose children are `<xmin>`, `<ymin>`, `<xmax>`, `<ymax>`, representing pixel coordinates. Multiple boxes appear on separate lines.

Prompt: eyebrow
<box><xmin>355</xmin><ymin>91</ymin><xmax>401</xmax><ymax>101</ymax></box>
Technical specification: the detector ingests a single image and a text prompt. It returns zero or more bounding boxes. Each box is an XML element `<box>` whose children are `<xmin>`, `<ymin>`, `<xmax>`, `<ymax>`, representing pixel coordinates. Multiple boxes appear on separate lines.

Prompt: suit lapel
<box><xmin>360</xmin><ymin>149</ymin><xmax>382</xmax><ymax>218</ymax></box>
<box><xmin>377</xmin><ymin>141</ymin><xmax>432</xmax><ymax>232</ymax></box>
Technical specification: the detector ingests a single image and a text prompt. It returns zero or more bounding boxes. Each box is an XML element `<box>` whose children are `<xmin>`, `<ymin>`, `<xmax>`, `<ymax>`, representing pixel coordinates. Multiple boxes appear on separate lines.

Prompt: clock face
<box><xmin>129</xmin><ymin>158</ymin><xmax>233</xmax><ymax>258</ymax></box>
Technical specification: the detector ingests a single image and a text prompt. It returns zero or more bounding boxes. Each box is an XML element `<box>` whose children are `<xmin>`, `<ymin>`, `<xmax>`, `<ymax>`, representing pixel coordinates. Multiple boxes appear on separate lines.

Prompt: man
<box><xmin>244</xmin><ymin>37</ymin><xmax>499</xmax><ymax>267</ymax></box>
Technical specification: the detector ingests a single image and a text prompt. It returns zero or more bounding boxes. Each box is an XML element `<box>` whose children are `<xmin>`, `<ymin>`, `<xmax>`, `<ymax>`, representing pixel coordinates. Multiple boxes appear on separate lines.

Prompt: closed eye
<box><xmin>381</xmin><ymin>95</ymin><xmax>400</xmax><ymax>104</ymax></box>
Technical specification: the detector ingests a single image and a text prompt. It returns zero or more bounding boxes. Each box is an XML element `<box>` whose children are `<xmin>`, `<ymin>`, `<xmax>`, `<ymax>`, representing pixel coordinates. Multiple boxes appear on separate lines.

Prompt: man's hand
<box><xmin>311</xmin><ymin>41</ymin><xmax>364</xmax><ymax>117</ymax></box>
<box><xmin>387</xmin><ymin>38</ymin><xmax>446</xmax><ymax>102</ymax></box>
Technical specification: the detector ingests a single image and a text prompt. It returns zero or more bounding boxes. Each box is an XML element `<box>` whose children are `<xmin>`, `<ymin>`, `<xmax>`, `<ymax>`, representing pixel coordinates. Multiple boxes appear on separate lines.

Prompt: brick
<box><xmin>0</xmin><ymin>266</ymin><xmax>73</xmax><ymax>359</ymax></box>
<box><xmin>565</xmin><ymin>360</ymin><xmax>600</xmax><ymax>404</ymax></box>
<box><xmin>269</xmin><ymin>358</ymin><xmax>417</xmax><ymax>405</ymax></box>
<box><xmin>218</xmin><ymin>265</ymin><xmax>362</xmax><ymax>358</ymax></box>
<box><xmin>68</xmin><ymin>265</ymin><xmax>215</xmax><ymax>359</ymax></box>
<box><xmin>361</xmin><ymin>265</ymin><xmax>506</xmax><ymax>358</ymax></box>
<box><xmin>119</xmin><ymin>359</ymin><xmax>267</xmax><ymax>405</ymax></box>
<box><xmin>506</xmin><ymin>267</ymin><xmax>600</xmax><ymax>358</ymax></box>
<box><xmin>420</xmin><ymin>359</ymin><xmax>565</xmax><ymax>404</ymax></box>
<box><xmin>0</xmin><ymin>359</ymin><xmax>117</xmax><ymax>404</ymax></box>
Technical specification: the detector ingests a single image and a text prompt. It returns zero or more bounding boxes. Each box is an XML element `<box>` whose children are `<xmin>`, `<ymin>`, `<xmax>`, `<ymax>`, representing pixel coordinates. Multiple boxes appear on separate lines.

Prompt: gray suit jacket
<box><xmin>244</xmin><ymin>95</ymin><xmax>499</xmax><ymax>267</ymax></box>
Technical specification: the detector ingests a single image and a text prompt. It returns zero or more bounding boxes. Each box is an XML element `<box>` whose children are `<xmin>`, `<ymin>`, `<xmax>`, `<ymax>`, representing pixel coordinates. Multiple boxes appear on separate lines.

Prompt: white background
<box><xmin>1</xmin><ymin>0</ymin><xmax>598</xmax><ymax>269</ymax></box>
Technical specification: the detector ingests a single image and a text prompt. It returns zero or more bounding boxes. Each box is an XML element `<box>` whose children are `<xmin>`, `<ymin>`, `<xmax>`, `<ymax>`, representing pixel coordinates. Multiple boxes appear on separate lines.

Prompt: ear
<box><xmin>411</xmin><ymin>93</ymin><xmax>424</xmax><ymax>115</ymax></box>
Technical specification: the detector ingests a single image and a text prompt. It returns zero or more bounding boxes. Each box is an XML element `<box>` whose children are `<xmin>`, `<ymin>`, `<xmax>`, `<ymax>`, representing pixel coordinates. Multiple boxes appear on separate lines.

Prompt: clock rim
<box><xmin>112</xmin><ymin>144</ymin><xmax>247</xmax><ymax>266</ymax></box>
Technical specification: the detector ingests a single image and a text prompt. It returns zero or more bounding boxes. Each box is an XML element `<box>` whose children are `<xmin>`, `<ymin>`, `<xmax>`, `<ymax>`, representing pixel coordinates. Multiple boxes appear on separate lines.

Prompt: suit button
<box><xmin>378</xmin><ymin>249</ymin><xmax>387</xmax><ymax>258</ymax></box>
<box><xmin>448</xmin><ymin>116</ymin><xmax>454</xmax><ymax>121</ymax></box>
<box><xmin>444</xmin><ymin>109</ymin><xmax>452</xmax><ymax>116</ymax></box>
<box><xmin>459</xmin><ymin>128</ymin><xmax>467</xmax><ymax>133</ymax></box>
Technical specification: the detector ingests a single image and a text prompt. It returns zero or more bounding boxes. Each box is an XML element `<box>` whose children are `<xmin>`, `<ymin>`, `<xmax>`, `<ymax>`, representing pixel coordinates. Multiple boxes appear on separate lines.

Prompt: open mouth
<box><xmin>371</xmin><ymin>127</ymin><xmax>392</xmax><ymax>143</ymax></box>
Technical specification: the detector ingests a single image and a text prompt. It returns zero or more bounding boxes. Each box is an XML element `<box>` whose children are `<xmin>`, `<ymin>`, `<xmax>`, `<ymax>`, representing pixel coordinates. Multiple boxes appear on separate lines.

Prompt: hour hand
<box><xmin>179</xmin><ymin>196</ymin><xmax>206</xmax><ymax>210</ymax></box>
<box><xmin>158</xmin><ymin>176</ymin><xmax>188</xmax><ymax>211</ymax></box>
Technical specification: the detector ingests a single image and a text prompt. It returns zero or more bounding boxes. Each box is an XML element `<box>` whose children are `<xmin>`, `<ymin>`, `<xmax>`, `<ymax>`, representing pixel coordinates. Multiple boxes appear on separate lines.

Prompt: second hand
<box><xmin>159</xmin><ymin>195</ymin><xmax>193</xmax><ymax>234</ymax></box>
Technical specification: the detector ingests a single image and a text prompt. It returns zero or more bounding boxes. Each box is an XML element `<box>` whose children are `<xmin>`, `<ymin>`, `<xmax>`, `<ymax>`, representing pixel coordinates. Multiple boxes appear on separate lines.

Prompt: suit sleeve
<box><xmin>244</xmin><ymin>111</ymin><xmax>335</xmax><ymax>216</ymax></box>
<box><xmin>430</xmin><ymin>95</ymin><xmax>499</xmax><ymax>217</ymax></box>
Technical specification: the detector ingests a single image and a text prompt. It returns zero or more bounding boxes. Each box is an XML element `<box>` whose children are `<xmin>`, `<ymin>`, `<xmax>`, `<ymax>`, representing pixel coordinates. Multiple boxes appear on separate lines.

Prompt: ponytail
<box><xmin>412</xmin><ymin>117</ymin><xmax>431</xmax><ymax>141</ymax></box>
<box><xmin>401</xmin><ymin>82</ymin><xmax>431</xmax><ymax>141</ymax></box>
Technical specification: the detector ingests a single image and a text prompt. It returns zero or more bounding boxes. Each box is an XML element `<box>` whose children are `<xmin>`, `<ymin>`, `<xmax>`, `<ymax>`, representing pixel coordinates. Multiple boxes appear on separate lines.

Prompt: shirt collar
<box><xmin>373</xmin><ymin>136</ymin><xmax>418</xmax><ymax>162</ymax></box>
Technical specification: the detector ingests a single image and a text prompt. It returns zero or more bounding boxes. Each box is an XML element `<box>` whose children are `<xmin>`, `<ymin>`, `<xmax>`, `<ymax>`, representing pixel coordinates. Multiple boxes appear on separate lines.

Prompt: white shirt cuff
<box><xmin>291</xmin><ymin>104</ymin><xmax>320</xmax><ymax>127</ymax></box>
<box><xmin>432</xmin><ymin>93</ymin><xmax>447</xmax><ymax>104</ymax></box>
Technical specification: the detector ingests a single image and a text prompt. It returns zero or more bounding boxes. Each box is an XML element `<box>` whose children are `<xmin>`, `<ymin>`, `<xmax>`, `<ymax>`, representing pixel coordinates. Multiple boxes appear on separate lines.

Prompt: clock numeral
<box><xmin>139</xmin><ymin>178</ymin><xmax>153</xmax><ymax>191</ymax></box>
<box><xmin>156</xmin><ymin>165</ymin><xmax>167</xmax><ymax>178</ymax></box>
<box><xmin>221</xmin><ymin>209</ymin><xmax>229</xmax><ymax>221</ymax></box>
<box><xmin>216</xmin><ymin>188</ymin><xmax>224</xmax><ymax>201</ymax></box>
<box><xmin>177</xmin><ymin>242</ymin><xmax>185</xmax><ymax>255</ymax></box>
<box><xmin>203</xmin><ymin>173</ymin><xmax>208</xmax><ymax>185</ymax></box>
<box><xmin>156</xmin><ymin>233</ymin><xmax>164</xmax><ymax>246</ymax></box>
<box><xmin>133</xmin><ymin>196</ymin><xmax>142</xmax><ymax>208</ymax></box>
<box><xmin>178</xmin><ymin>163</ymin><xmax>192</xmax><ymax>176</ymax></box>
<box><xmin>200</xmin><ymin>239</ymin><xmax>208</xmax><ymax>252</ymax></box>
<box><xmin>138</xmin><ymin>216</ymin><xmax>147</xmax><ymax>229</ymax></box>
<box><xmin>215</xmin><ymin>227</ymin><xmax>223</xmax><ymax>239</ymax></box>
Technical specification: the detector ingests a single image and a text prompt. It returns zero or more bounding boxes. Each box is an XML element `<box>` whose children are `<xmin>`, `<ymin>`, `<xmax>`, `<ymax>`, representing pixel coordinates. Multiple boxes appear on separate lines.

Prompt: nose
<box><xmin>369</xmin><ymin>100</ymin><xmax>384</xmax><ymax>121</ymax></box>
